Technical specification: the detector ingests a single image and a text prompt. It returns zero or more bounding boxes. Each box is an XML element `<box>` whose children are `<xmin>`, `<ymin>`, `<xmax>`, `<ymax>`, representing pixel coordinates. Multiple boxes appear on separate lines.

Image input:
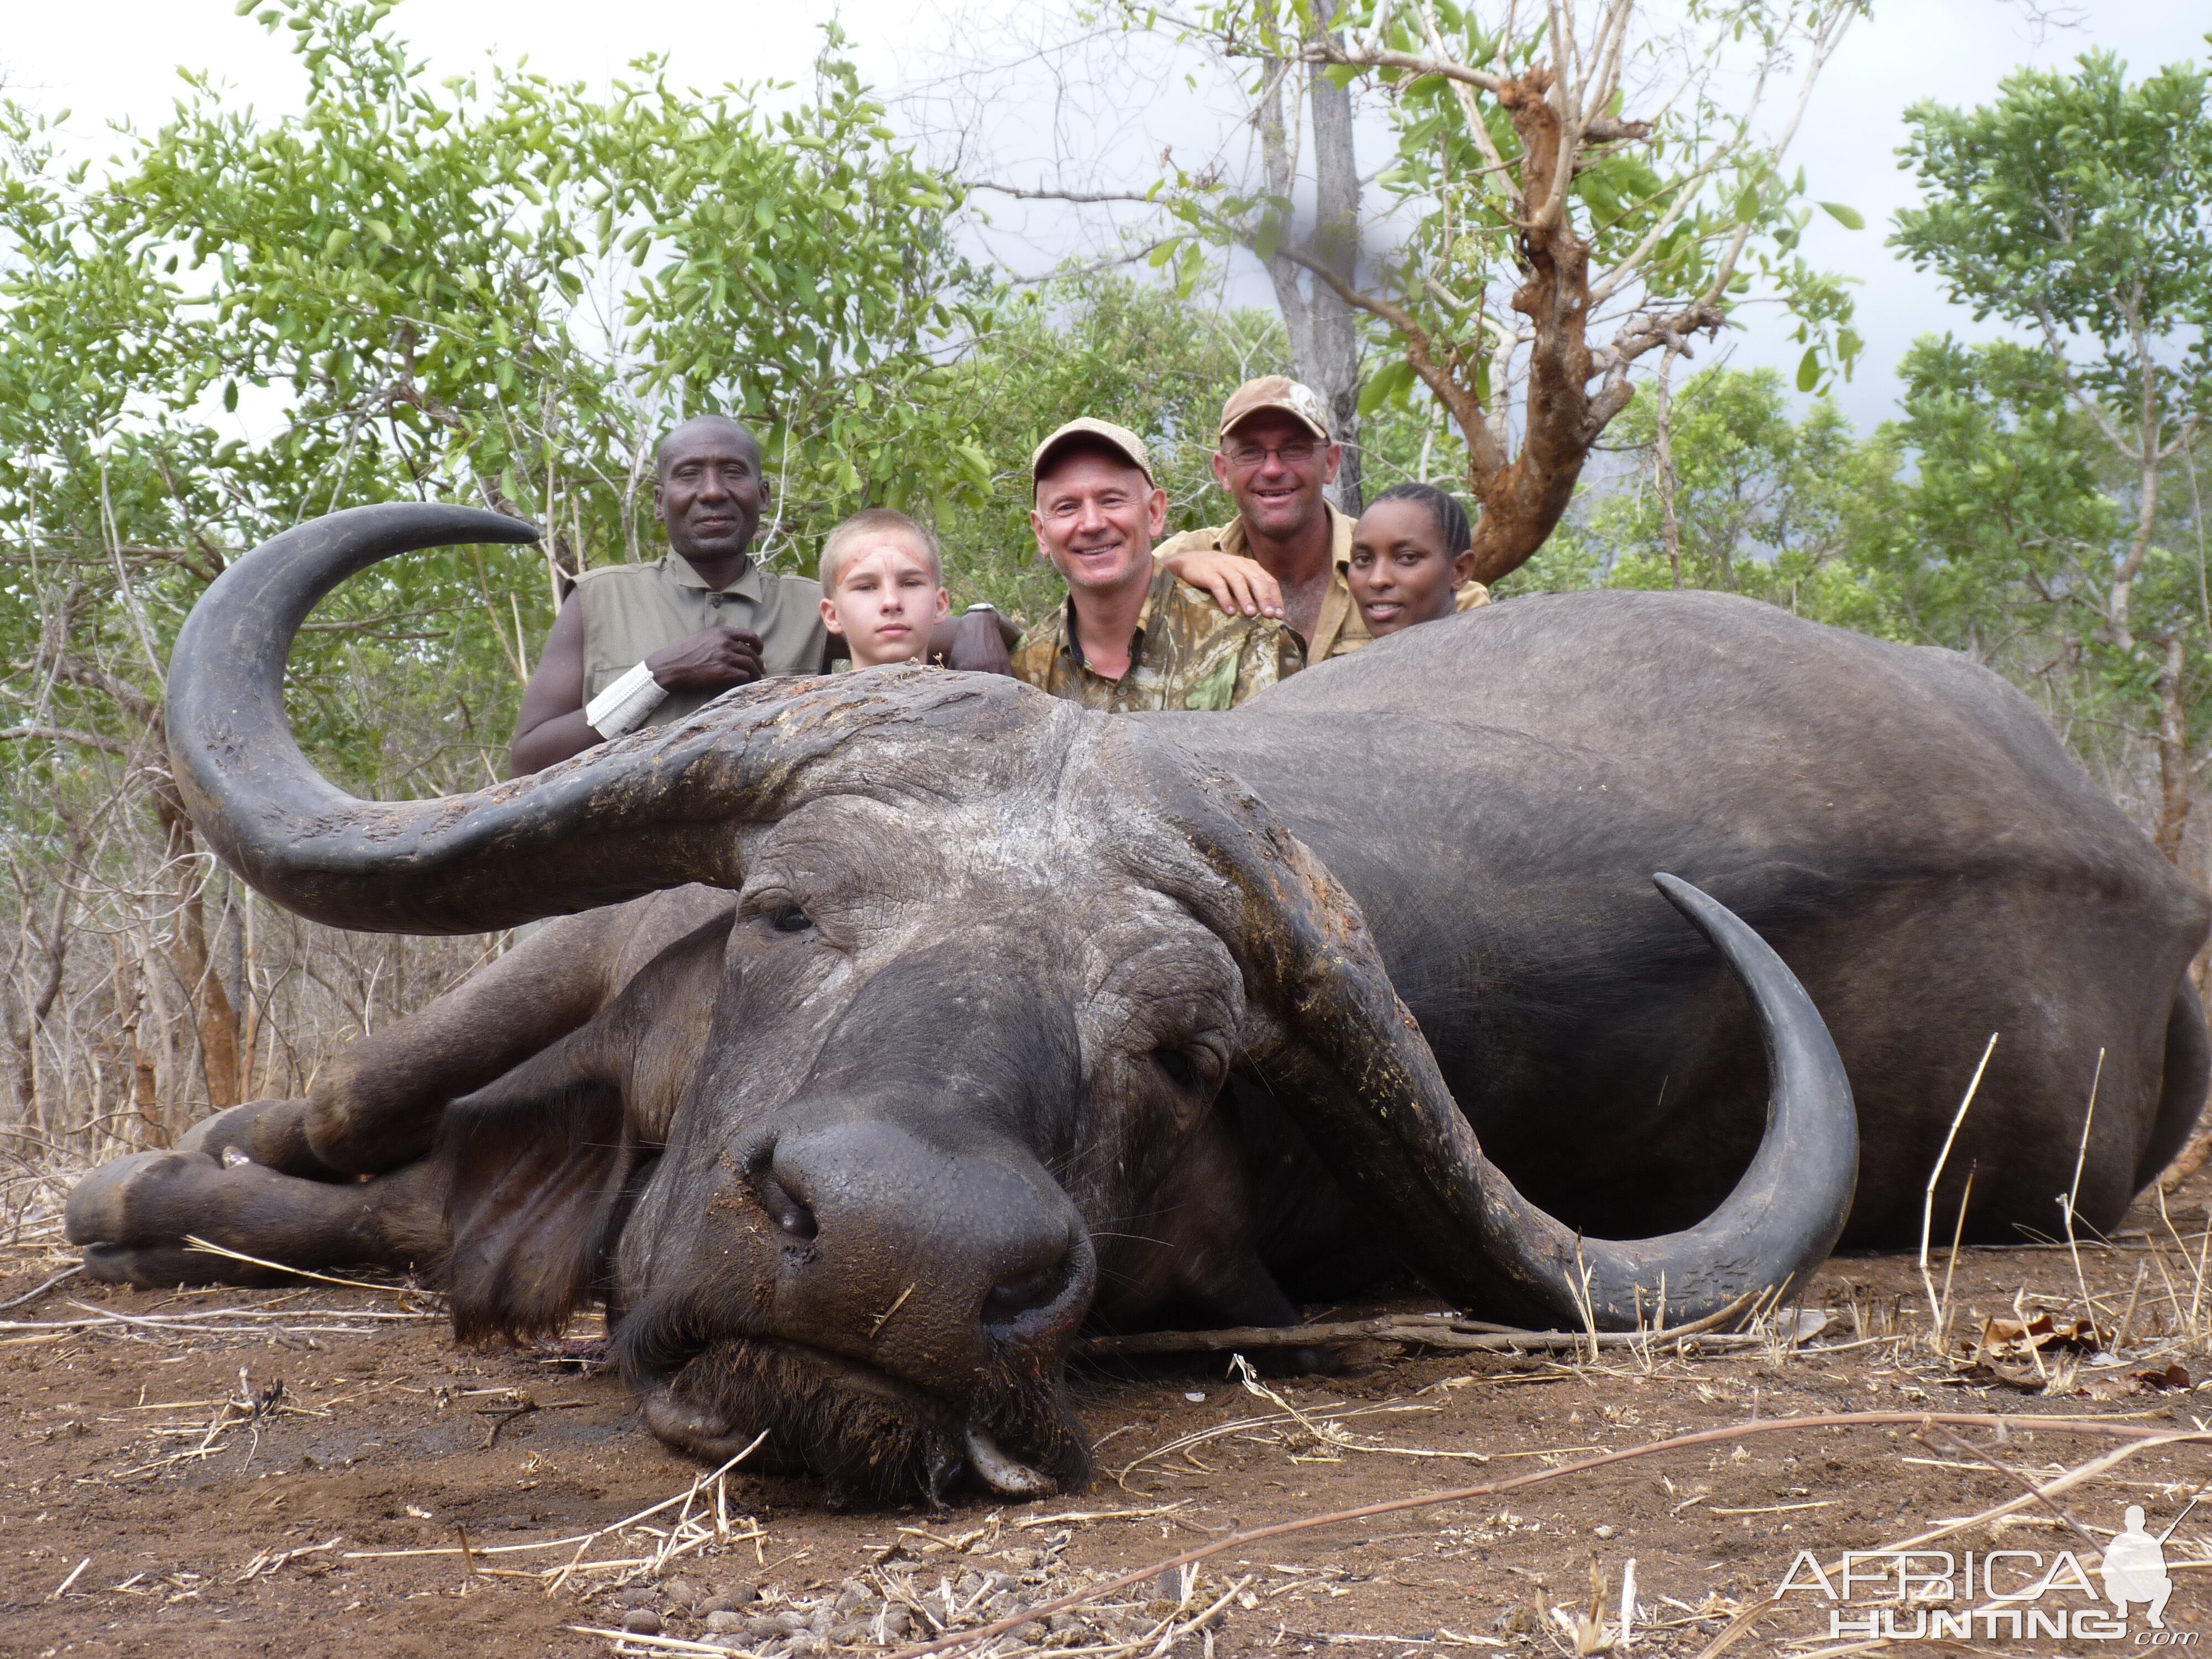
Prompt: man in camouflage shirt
<box><xmin>1013</xmin><ymin>419</ymin><xmax>1303</xmax><ymax>712</ymax></box>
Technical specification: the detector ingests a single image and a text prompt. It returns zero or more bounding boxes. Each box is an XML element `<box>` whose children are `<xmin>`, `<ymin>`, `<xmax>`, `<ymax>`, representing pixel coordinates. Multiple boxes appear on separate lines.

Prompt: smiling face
<box><xmin>1348</xmin><ymin>498</ymin><xmax>1469</xmax><ymax>637</ymax></box>
<box><xmin>656</xmin><ymin>419</ymin><xmax>766</xmax><ymax>564</ymax></box>
<box><xmin>821</xmin><ymin>534</ymin><xmax>951</xmax><ymax>667</ymax></box>
<box><xmin>1213</xmin><ymin>410</ymin><xmax>1342</xmax><ymax>543</ymax></box>
<box><xmin>1031</xmin><ymin>446</ymin><xmax>1167</xmax><ymax>598</ymax></box>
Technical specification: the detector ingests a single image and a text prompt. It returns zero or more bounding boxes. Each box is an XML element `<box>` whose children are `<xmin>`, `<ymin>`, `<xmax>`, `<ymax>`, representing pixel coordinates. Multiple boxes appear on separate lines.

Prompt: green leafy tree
<box><xmin>1145</xmin><ymin>0</ymin><xmax>1867</xmax><ymax>585</ymax></box>
<box><xmin>1895</xmin><ymin>48</ymin><xmax>2212</xmax><ymax>859</ymax></box>
<box><xmin>1522</xmin><ymin>368</ymin><xmax>1886</xmax><ymax>632</ymax></box>
<box><xmin>0</xmin><ymin>0</ymin><xmax>993</xmax><ymax>1126</ymax></box>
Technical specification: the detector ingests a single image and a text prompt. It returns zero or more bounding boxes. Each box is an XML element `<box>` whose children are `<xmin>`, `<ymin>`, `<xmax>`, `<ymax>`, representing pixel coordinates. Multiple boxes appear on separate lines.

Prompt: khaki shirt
<box><xmin>572</xmin><ymin>554</ymin><xmax>829</xmax><ymax>727</ymax></box>
<box><xmin>1155</xmin><ymin>503</ymin><xmax>1490</xmax><ymax>663</ymax></box>
<box><xmin>1011</xmin><ymin>561</ymin><xmax>1304</xmax><ymax>713</ymax></box>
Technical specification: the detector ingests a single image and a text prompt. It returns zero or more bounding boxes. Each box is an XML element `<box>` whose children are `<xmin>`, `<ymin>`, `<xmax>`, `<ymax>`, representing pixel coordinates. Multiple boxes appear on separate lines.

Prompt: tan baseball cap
<box><xmin>1030</xmin><ymin>418</ymin><xmax>1155</xmax><ymax>489</ymax></box>
<box><xmin>1218</xmin><ymin>376</ymin><xmax>1332</xmax><ymax>444</ymax></box>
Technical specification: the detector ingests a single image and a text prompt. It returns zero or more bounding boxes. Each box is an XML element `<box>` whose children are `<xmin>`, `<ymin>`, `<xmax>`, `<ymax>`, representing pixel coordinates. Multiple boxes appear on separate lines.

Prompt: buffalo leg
<box><xmin>300</xmin><ymin>890</ymin><xmax>733</xmax><ymax>1173</ymax></box>
<box><xmin>66</xmin><ymin>1141</ymin><xmax>451</xmax><ymax>1288</ymax></box>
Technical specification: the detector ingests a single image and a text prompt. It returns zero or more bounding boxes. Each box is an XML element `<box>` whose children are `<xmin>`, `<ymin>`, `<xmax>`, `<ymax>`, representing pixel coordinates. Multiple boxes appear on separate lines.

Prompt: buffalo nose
<box><xmin>760</xmin><ymin>1121</ymin><xmax>1093</xmax><ymax>1379</ymax></box>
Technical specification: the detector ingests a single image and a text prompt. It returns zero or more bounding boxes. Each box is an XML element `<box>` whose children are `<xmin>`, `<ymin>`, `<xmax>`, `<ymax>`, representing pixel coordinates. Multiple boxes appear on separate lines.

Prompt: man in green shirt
<box><xmin>509</xmin><ymin>415</ymin><xmax>828</xmax><ymax>774</ymax></box>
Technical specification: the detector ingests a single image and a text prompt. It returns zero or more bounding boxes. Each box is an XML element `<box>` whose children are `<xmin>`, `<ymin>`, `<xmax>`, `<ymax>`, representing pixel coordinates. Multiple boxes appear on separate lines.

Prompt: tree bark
<box><xmin>1652</xmin><ymin>340</ymin><xmax>1687</xmax><ymax>589</ymax></box>
<box><xmin>155</xmin><ymin>791</ymin><xmax>240</xmax><ymax>1113</ymax></box>
<box><xmin>2110</xmin><ymin>454</ymin><xmax>2161</xmax><ymax>653</ymax></box>
<box><xmin>1258</xmin><ymin>1</ymin><xmax>1364</xmax><ymax>512</ymax></box>
<box><xmin>2154</xmin><ymin>631</ymin><xmax>2191</xmax><ymax>864</ymax></box>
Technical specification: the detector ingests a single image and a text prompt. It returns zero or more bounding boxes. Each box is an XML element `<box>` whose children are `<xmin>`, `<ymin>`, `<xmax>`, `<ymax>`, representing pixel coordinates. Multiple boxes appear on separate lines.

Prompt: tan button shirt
<box><xmin>572</xmin><ymin>554</ymin><xmax>829</xmax><ymax>727</ymax></box>
<box><xmin>1155</xmin><ymin>503</ymin><xmax>1490</xmax><ymax>662</ymax></box>
<box><xmin>1011</xmin><ymin>561</ymin><xmax>1304</xmax><ymax>713</ymax></box>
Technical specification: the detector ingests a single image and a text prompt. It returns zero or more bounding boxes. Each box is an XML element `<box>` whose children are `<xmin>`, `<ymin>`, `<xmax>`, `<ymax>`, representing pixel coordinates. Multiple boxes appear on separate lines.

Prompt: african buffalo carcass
<box><xmin>67</xmin><ymin>505</ymin><xmax>2206</xmax><ymax>1505</ymax></box>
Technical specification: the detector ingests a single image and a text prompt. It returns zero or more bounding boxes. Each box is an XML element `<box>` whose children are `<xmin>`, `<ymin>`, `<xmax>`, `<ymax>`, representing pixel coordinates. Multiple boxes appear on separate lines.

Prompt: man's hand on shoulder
<box><xmin>645</xmin><ymin>626</ymin><xmax>766</xmax><ymax>691</ymax></box>
<box><xmin>1160</xmin><ymin>545</ymin><xmax>1285</xmax><ymax>620</ymax></box>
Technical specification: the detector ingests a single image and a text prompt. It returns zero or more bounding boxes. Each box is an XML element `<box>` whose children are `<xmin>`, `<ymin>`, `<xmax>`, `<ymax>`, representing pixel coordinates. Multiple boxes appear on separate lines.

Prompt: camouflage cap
<box><xmin>1219</xmin><ymin>376</ymin><xmax>1332</xmax><ymax>444</ymax></box>
<box><xmin>1031</xmin><ymin>418</ymin><xmax>1156</xmax><ymax>489</ymax></box>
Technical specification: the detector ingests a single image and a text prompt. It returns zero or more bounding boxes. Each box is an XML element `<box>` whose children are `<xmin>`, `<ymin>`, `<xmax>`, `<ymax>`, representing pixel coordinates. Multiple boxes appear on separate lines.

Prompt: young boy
<box><xmin>818</xmin><ymin>508</ymin><xmax>952</xmax><ymax>668</ymax></box>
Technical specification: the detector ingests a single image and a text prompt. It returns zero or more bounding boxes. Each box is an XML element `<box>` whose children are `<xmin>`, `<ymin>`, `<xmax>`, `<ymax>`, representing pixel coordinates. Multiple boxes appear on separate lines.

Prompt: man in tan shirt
<box><xmin>1154</xmin><ymin>377</ymin><xmax>1488</xmax><ymax>662</ymax></box>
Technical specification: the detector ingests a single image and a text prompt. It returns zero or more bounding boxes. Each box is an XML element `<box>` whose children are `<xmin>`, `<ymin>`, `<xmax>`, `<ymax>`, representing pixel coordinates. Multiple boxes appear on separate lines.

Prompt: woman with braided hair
<box><xmin>1343</xmin><ymin>481</ymin><xmax>1480</xmax><ymax>641</ymax></box>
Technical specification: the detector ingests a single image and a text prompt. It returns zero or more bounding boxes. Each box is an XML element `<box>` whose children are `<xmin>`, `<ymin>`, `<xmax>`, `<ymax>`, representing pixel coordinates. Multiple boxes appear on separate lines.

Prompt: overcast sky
<box><xmin>7</xmin><ymin>0</ymin><xmax>2207</xmax><ymax>434</ymax></box>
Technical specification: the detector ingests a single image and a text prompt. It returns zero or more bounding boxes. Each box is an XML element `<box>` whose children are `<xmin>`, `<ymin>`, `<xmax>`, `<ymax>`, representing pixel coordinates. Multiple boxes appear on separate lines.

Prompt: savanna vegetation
<box><xmin>2</xmin><ymin>0</ymin><xmax>2209</xmax><ymax>1167</ymax></box>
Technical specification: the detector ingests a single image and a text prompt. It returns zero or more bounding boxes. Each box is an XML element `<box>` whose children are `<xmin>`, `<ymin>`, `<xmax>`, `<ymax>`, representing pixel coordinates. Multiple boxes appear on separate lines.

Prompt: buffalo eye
<box><xmin>1153</xmin><ymin>1050</ymin><xmax>1199</xmax><ymax>1089</ymax></box>
<box><xmin>769</xmin><ymin>904</ymin><xmax>812</xmax><ymax>934</ymax></box>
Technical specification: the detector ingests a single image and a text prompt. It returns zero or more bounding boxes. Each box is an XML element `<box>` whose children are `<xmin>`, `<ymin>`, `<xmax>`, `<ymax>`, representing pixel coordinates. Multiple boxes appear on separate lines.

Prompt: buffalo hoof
<box><xmin>65</xmin><ymin>1149</ymin><xmax>311</xmax><ymax>1288</ymax></box>
<box><xmin>175</xmin><ymin>1098</ymin><xmax>339</xmax><ymax>1179</ymax></box>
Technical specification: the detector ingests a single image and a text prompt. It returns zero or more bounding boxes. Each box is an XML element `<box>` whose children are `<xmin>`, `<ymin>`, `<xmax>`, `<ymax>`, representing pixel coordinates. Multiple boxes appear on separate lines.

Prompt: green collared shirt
<box><xmin>1010</xmin><ymin>561</ymin><xmax>1305</xmax><ymax>713</ymax></box>
<box><xmin>572</xmin><ymin>552</ymin><xmax>829</xmax><ymax>726</ymax></box>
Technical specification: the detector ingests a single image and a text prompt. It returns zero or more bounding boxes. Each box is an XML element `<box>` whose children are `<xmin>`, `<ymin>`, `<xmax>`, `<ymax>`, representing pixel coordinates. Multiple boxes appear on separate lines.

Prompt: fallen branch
<box><xmin>883</xmin><ymin>1411</ymin><xmax>2210</xmax><ymax>1659</ymax></box>
<box><xmin>0</xmin><ymin>1264</ymin><xmax>81</xmax><ymax>1312</ymax></box>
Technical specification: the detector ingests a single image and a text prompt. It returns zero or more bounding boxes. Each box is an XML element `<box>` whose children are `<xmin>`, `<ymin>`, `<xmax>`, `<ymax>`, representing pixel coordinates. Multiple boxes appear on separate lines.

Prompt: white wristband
<box><xmin>584</xmin><ymin>661</ymin><xmax>669</xmax><ymax>738</ymax></box>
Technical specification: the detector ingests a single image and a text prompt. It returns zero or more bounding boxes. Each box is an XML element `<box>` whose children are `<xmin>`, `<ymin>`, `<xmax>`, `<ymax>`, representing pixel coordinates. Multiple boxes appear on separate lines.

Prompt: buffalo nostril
<box><xmin>752</xmin><ymin>1170</ymin><xmax>818</xmax><ymax>1241</ymax></box>
<box><xmin>982</xmin><ymin>1248</ymin><xmax>1073</xmax><ymax>1332</ymax></box>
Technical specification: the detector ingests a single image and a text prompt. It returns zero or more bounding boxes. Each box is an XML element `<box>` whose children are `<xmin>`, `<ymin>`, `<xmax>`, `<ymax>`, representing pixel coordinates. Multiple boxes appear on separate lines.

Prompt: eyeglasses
<box><xmin>1225</xmin><ymin>440</ymin><xmax>1320</xmax><ymax>469</ymax></box>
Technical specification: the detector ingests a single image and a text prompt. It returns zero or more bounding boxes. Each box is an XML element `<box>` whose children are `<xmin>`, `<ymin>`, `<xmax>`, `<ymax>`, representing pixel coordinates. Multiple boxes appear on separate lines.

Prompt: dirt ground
<box><xmin>6</xmin><ymin>1164</ymin><xmax>2212</xmax><ymax>1659</ymax></box>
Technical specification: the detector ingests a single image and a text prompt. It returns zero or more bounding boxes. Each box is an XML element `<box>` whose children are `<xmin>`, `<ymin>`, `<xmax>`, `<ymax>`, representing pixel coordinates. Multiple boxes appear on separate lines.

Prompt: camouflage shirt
<box><xmin>1155</xmin><ymin>502</ymin><xmax>1490</xmax><ymax>662</ymax></box>
<box><xmin>1011</xmin><ymin>561</ymin><xmax>1305</xmax><ymax>712</ymax></box>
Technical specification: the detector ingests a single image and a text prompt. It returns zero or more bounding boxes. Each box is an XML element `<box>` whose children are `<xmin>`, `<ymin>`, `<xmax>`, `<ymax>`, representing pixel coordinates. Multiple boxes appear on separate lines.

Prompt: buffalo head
<box><xmin>163</xmin><ymin>504</ymin><xmax>1856</xmax><ymax>1503</ymax></box>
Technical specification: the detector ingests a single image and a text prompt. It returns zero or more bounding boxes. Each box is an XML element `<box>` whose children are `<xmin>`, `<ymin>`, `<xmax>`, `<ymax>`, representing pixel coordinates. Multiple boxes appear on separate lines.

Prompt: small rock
<box><xmin>834</xmin><ymin>1586</ymin><xmax>870</xmax><ymax>1614</ymax></box>
<box><xmin>1593</xmin><ymin>1524</ymin><xmax>1616</xmax><ymax>1540</ymax></box>
<box><xmin>623</xmin><ymin>1608</ymin><xmax>664</xmax><ymax>1636</ymax></box>
<box><xmin>1046</xmin><ymin>1614</ymin><xmax>1083</xmax><ymax>1634</ymax></box>
<box><xmin>829</xmin><ymin>1620</ymin><xmax>873</xmax><ymax>1645</ymax></box>
<box><xmin>808</xmin><ymin>1605</ymin><xmax>836</xmax><ymax>1633</ymax></box>
<box><xmin>714</xmin><ymin>1582</ymin><xmax>761</xmax><ymax>1609</ymax></box>
<box><xmin>747</xmin><ymin>1616</ymin><xmax>794</xmax><ymax>1642</ymax></box>
<box><xmin>706</xmin><ymin>1611</ymin><xmax>745</xmax><ymax>1634</ymax></box>
<box><xmin>788</xmin><ymin>1635</ymin><xmax>826</xmax><ymax>1658</ymax></box>
<box><xmin>879</xmin><ymin>1605</ymin><xmax>914</xmax><ymax>1636</ymax></box>
<box><xmin>664</xmin><ymin>1574</ymin><xmax>701</xmax><ymax>1606</ymax></box>
<box><xmin>618</xmin><ymin>1586</ymin><xmax>663</xmax><ymax>1608</ymax></box>
<box><xmin>1013</xmin><ymin>1621</ymin><xmax>1048</xmax><ymax>1643</ymax></box>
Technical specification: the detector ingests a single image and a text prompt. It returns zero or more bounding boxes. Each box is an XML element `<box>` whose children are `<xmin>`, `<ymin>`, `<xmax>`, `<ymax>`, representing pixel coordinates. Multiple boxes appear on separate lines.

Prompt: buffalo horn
<box><xmin>165</xmin><ymin>503</ymin><xmax>1030</xmax><ymax>933</ymax></box>
<box><xmin>1142</xmin><ymin>739</ymin><xmax>1857</xmax><ymax>1331</ymax></box>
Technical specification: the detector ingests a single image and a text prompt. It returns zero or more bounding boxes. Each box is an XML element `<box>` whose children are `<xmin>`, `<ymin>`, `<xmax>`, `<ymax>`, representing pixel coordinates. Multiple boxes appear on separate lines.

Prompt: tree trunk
<box><xmin>1258</xmin><ymin>2</ymin><xmax>1364</xmax><ymax>512</ymax></box>
<box><xmin>155</xmin><ymin>791</ymin><xmax>239</xmax><ymax>1112</ymax></box>
<box><xmin>1652</xmin><ymin>341</ymin><xmax>1686</xmax><ymax>589</ymax></box>
<box><xmin>2154</xmin><ymin>632</ymin><xmax>2192</xmax><ymax>864</ymax></box>
<box><xmin>2110</xmin><ymin>455</ymin><xmax>2162</xmax><ymax>652</ymax></box>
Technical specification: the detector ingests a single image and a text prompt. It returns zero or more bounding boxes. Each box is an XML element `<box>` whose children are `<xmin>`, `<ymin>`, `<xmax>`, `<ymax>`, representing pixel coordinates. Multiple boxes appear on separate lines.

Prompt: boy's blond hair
<box><xmin>820</xmin><ymin>509</ymin><xmax>943</xmax><ymax>593</ymax></box>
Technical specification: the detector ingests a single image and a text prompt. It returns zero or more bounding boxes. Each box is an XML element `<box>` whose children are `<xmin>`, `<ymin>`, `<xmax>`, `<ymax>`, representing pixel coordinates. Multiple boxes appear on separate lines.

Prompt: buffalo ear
<box><xmin>440</xmin><ymin>1052</ymin><xmax>648</xmax><ymax>1342</ymax></box>
<box><xmin>437</xmin><ymin>909</ymin><xmax>732</xmax><ymax>1341</ymax></box>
